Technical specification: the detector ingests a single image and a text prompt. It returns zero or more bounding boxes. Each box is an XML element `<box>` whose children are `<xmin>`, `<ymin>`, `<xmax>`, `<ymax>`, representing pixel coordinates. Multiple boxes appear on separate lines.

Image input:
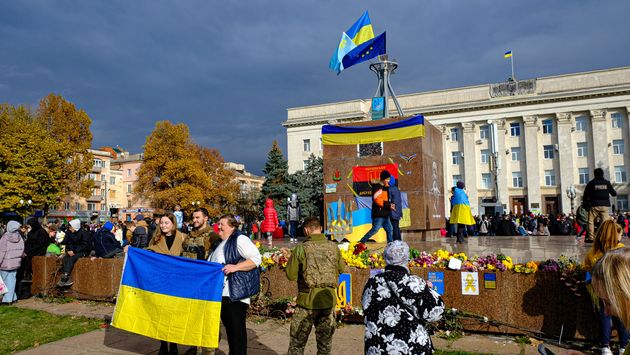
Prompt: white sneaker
<box><xmin>600</xmin><ymin>346</ymin><xmax>613</xmax><ymax>355</ymax></box>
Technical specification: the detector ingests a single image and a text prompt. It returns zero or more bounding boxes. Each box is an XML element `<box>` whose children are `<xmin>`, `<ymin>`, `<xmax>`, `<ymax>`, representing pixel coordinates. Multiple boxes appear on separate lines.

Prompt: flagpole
<box><xmin>511</xmin><ymin>53</ymin><xmax>516</xmax><ymax>81</ymax></box>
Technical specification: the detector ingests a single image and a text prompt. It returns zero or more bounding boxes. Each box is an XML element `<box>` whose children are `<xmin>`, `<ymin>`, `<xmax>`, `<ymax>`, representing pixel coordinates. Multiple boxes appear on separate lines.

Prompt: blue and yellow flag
<box><xmin>329</xmin><ymin>11</ymin><xmax>375</xmax><ymax>74</ymax></box>
<box><xmin>504</xmin><ymin>50</ymin><xmax>512</xmax><ymax>58</ymax></box>
<box><xmin>341</xmin><ymin>31</ymin><xmax>386</xmax><ymax>72</ymax></box>
<box><xmin>111</xmin><ymin>248</ymin><xmax>224</xmax><ymax>348</ymax></box>
<box><xmin>322</xmin><ymin>114</ymin><xmax>424</xmax><ymax>146</ymax></box>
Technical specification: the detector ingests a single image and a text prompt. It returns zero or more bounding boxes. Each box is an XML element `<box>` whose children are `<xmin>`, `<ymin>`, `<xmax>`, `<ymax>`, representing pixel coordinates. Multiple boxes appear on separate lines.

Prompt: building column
<box><xmin>494</xmin><ymin>119</ymin><xmax>510</xmax><ymax>211</ymax></box>
<box><xmin>557</xmin><ymin>112</ymin><xmax>575</xmax><ymax>214</ymax></box>
<box><xmin>523</xmin><ymin>115</ymin><xmax>541</xmax><ymax>211</ymax></box>
<box><xmin>441</xmin><ymin>126</ymin><xmax>451</xmax><ymax>217</ymax></box>
<box><xmin>462</xmin><ymin>122</ymin><xmax>479</xmax><ymax>215</ymax></box>
<box><xmin>591</xmin><ymin>109</ymin><xmax>610</xmax><ymax>175</ymax></box>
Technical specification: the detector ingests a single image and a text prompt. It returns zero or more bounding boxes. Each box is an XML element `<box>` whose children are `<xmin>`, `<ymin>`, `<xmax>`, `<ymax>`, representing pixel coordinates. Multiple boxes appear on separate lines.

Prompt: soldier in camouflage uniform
<box><xmin>182</xmin><ymin>208</ymin><xmax>219</xmax><ymax>260</ymax></box>
<box><xmin>285</xmin><ymin>217</ymin><xmax>344</xmax><ymax>355</ymax></box>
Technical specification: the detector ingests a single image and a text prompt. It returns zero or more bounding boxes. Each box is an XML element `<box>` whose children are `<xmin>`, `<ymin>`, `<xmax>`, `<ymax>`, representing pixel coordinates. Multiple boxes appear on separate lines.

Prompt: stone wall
<box><xmin>32</xmin><ymin>256</ymin><xmax>597</xmax><ymax>339</ymax></box>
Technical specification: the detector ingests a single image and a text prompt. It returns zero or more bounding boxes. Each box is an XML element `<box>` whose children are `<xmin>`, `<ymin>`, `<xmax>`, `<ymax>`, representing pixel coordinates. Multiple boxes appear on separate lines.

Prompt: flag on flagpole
<box><xmin>111</xmin><ymin>247</ymin><xmax>224</xmax><ymax>348</ymax></box>
<box><xmin>341</xmin><ymin>31</ymin><xmax>386</xmax><ymax>72</ymax></box>
<box><xmin>504</xmin><ymin>50</ymin><xmax>513</xmax><ymax>58</ymax></box>
<box><xmin>329</xmin><ymin>11</ymin><xmax>376</xmax><ymax>74</ymax></box>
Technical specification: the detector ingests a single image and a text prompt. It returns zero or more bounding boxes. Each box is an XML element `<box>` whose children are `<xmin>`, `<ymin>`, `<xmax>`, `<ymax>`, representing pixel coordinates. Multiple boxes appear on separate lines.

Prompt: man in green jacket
<box><xmin>285</xmin><ymin>217</ymin><xmax>344</xmax><ymax>355</ymax></box>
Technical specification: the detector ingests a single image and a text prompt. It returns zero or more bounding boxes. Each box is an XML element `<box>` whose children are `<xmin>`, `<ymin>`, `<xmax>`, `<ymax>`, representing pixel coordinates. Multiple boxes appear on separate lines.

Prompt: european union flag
<box><xmin>341</xmin><ymin>32</ymin><xmax>386</xmax><ymax>71</ymax></box>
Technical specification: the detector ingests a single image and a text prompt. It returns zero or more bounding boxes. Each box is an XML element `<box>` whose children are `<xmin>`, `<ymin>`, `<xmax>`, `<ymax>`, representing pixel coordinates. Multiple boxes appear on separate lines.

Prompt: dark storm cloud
<box><xmin>1</xmin><ymin>1</ymin><xmax>629</xmax><ymax>174</ymax></box>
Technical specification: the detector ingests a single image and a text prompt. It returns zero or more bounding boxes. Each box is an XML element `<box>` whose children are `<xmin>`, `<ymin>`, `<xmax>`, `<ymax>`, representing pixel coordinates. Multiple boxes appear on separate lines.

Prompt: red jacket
<box><xmin>261</xmin><ymin>198</ymin><xmax>279</xmax><ymax>233</ymax></box>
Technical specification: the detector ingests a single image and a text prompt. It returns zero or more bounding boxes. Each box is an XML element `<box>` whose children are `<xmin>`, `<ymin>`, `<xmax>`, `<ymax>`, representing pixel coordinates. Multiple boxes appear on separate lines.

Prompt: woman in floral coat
<box><xmin>361</xmin><ymin>241</ymin><xmax>445</xmax><ymax>355</ymax></box>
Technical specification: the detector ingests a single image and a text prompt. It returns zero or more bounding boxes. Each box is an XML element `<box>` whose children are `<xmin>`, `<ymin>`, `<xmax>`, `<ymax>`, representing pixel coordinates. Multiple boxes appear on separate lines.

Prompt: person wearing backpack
<box><xmin>131</xmin><ymin>214</ymin><xmax>149</xmax><ymax>248</ymax></box>
<box><xmin>285</xmin><ymin>216</ymin><xmax>344</xmax><ymax>355</ymax></box>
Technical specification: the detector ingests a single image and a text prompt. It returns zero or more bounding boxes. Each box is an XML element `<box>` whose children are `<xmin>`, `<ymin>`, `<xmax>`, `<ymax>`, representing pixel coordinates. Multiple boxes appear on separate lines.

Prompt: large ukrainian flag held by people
<box><xmin>329</xmin><ymin>11</ymin><xmax>386</xmax><ymax>74</ymax></box>
<box><xmin>111</xmin><ymin>247</ymin><xmax>224</xmax><ymax>348</ymax></box>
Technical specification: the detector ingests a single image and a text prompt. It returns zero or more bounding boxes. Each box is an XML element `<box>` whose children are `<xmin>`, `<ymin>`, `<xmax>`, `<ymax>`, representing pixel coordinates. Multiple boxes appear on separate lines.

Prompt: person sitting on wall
<box><xmin>58</xmin><ymin>219</ymin><xmax>93</xmax><ymax>287</ymax></box>
<box><xmin>93</xmin><ymin>221</ymin><xmax>124</xmax><ymax>258</ymax></box>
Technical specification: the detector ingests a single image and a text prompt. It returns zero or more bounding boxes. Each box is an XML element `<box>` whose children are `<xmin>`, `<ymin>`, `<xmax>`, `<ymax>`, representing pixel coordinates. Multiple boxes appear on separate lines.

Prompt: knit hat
<box><xmin>102</xmin><ymin>221</ymin><xmax>114</xmax><ymax>231</ymax></box>
<box><xmin>135</xmin><ymin>214</ymin><xmax>145</xmax><ymax>222</ymax></box>
<box><xmin>69</xmin><ymin>219</ymin><xmax>81</xmax><ymax>231</ymax></box>
<box><xmin>380</xmin><ymin>170</ymin><xmax>391</xmax><ymax>181</ymax></box>
<box><xmin>7</xmin><ymin>220</ymin><xmax>20</xmax><ymax>233</ymax></box>
<box><xmin>383</xmin><ymin>240</ymin><xmax>410</xmax><ymax>269</ymax></box>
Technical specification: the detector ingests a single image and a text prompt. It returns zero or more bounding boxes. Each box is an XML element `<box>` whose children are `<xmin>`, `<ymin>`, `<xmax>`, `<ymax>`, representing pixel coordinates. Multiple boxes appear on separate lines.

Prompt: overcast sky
<box><xmin>2</xmin><ymin>1</ymin><xmax>629</xmax><ymax>174</ymax></box>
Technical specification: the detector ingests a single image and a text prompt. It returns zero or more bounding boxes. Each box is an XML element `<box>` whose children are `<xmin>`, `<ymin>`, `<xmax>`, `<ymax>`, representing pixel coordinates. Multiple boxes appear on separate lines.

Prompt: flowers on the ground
<box><xmin>254</xmin><ymin>241</ymin><xmax>582</xmax><ymax>275</ymax></box>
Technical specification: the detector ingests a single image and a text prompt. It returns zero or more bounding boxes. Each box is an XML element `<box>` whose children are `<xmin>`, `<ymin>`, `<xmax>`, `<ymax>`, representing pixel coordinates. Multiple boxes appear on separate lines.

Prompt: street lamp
<box><xmin>566</xmin><ymin>185</ymin><xmax>577</xmax><ymax>215</ymax></box>
<box><xmin>191</xmin><ymin>201</ymin><xmax>201</xmax><ymax>207</ymax></box>
<box><xmin>19</xmin><ymin>198</ymin><xmax>33</xmax><ymax>223</ymax></box>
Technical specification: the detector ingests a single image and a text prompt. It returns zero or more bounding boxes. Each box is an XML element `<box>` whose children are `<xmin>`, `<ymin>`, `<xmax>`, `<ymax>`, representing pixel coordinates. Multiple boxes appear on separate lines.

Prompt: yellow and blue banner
<box><xmin>449</xmin><ymin>188</ymin><xmax>475</xmax><ymax>226</ymax></box>
<box><xmin>329</xmin><ymin>11</ymin><xmax>377</xmax><ymax>74</ymax></box>
<box><xmin>111</xmin><ymin>247</ymin><xmax>224</xmax><ymax>348</ymax></box>
<box><xmin>322</xmin><ymin>115</ymin><xmax>425</xmax><ymax>146</ymax></box>
<box><xmin>504</xmin><ymin>50</ymin><xmax>512</xmax><ymax>58</ymax></box>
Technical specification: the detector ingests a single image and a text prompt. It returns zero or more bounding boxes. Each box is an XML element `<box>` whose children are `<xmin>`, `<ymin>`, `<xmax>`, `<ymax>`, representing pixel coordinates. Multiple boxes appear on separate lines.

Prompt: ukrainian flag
<box><xmin>504</xmin><ymin>50</ymin><xmax>512</xmax><ymax>58</ymax></box>
<box><xmin>111</xmin><ymin>247</ymin><xmax>224</xmax><ymax>348</ymax></box>
<box><xmin>449</xmin><ymin>188</ymin><xmax>475</xmax><ymax>226</ymax></box>
<box><xmin>329</xmin><ymin>11</ymin><xmax>375</xmax><ymax>74</ymax></box>
<box><xmin>322</xmin><ymin>115</ymin><xmax>425</xmax><ymax>146</ymax></box>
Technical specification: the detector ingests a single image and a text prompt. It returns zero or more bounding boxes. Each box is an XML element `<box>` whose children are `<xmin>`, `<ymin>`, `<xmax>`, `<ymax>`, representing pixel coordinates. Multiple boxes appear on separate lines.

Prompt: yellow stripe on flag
<box><xmin>112</xmin><ymin>285</ymin><xmax>222</xmax><ymax>348</ymax></box>
<box><xmin>322</xmin><ymin>124</ymin><xmax>425</xmax><ymax>145</ymax></box>
<box><xmin>352</xmin><ymin>24</ymin><xmax>375</xmax><ymax>45</ymax></box>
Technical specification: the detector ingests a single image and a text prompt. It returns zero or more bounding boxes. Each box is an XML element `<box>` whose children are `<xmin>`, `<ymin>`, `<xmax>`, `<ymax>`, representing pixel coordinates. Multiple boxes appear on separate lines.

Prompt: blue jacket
<box><xmin>224</xmin><ymin>232</ymin><xmax>260</xmax><ymax>301</ymax></box>
<box><xmin>93</xmin><ymin>229</ymin><xmax>122</xmax><ymax>258</ymax></box>
<box><xmin>389</xmin><ymin>180</ymin><xmax>402</xmax><ymax>220</ymax></box>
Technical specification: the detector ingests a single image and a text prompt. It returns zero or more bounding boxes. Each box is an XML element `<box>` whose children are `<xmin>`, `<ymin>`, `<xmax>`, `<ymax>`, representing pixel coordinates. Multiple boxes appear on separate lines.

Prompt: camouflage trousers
<box><xmin>288</xmin><ymin>306</ymin><xmax>336</xmax><ymax>355</ymax></box>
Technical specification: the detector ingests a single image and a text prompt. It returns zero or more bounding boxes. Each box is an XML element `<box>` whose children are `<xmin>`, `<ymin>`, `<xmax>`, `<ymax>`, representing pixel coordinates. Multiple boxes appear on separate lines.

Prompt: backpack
<box><xmin>302</xmin><ymin>241</ymin><xmax>339</xmax><ymax>289</ymax></box>
<box><xmin>132</xmin><ymin>226</ymin><xmax>149</xmax><ymax>248</ymax></box>
<box><xmin>576</xmin><ymin>205</ymin><xmax>589</xmax><ymax>225</ymax></box>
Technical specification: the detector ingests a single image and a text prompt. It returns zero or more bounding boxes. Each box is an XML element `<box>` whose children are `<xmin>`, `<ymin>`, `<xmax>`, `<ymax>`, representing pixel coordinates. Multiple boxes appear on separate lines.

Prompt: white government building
<box><xmin>283</xmin><ymin>66</ymin><xmax>630</xmax><ymax>217</ymax></box>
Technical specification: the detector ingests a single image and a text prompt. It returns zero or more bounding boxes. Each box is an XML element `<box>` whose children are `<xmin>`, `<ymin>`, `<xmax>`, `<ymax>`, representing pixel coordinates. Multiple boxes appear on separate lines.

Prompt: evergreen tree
<box><xmin>289</xmin><ymin>154</ymin><xmax>323</xmax><ymax>219</ymax></box>
<box><xmin>259</xmin><ymin>140</ymin><xmax>290</xmax><ymax>220</ymax></box>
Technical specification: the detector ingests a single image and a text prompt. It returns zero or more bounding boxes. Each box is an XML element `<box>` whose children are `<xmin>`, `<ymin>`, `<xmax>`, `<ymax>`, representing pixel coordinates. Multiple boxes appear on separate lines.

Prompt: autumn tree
<box><xmin>259</xmin><ymin>140</ymin><xmax>290</xmax><ymax>220</ymax></box>
<box><xmin>135</xmin><ymin>121</ymin><xmax>238</xmax><ymax>217</ymax></box>
<box><xmin>0</xmin><ymin>94</ymin><xmax>94</xmax><ymax>217</ymax></box>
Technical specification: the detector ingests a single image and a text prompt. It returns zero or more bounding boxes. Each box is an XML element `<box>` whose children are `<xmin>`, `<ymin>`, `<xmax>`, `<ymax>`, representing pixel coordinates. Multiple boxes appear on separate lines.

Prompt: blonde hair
<box><xmin>593</xmin><ymin>219</ymin><xmax>622</xmax><ymax>254</ymax></box>
<box><xmin>592</xmin><ymin>247</ymin><xmax>630</xmax><ymax>327</ymax></box>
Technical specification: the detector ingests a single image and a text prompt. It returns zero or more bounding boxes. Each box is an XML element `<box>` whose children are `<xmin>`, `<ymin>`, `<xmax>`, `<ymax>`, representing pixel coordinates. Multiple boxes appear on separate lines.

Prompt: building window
<box><xmin>450</xmin><ymin>128</ymin><xmax>459</xmax><ymax>142</ymax></box>
<box><xmin>510</xmin><ymin>123</ymin><xmax>521</xmax><ymax>137</ymax></box>
<box><xmin>63</xmin><ymin>202</ymin><xmax>70</xmax><ymax>210</ymax></box>
<box><xmin>612</xmin><ymin>113</ymin><xmax>623</xmax><ymax>129</ymax></box>
<box><xmin>87</xmin><ymin>203</ymin><xmax>95</xmax><ymax>211</ymax></box>
<box><xmin>93</xmin><ymin>158</ymin><xmax>105</xmax><ymax>167</ymax></box>
<box><xmin>482</xmin><ymin>150</ymin><xmax>492</xmax><ymax>164</ymax></box>
<box><xmin>578</xmin><ymin>168</ymin><xmax>589</xmax><ymax>185</ymax></box>
<box><xmin>544</xmin><ymin>170</ymin><xmax>556</xmax><ymax>186</ymax></box>
<box><xmin>75</xmin><ymin>202</ymin><xmax>81</xmax><ymax>211</ymax></box>
<box><xmin>542</xmin><ymin>119</ymin><xmax>553</xmax><ymax>134</ymax></box>
<box><xmin>576</xmin><ymin>142</ymin><xmax>588</xmax><ymax>157</ymax></box>
<box><xmin>618</xmin><ymin>195</ymin><xmax>629</xmax><ymax>212</ymax></box>
<box><xmin>101</xmin><ymin>204</ymin><xmax>107</xmax><ymax>211</ymax></box>
<box><xmin>127</xmin><ymin>184</ymin><xmax>132</xmax><ymax>193</ymax></box>
<box><xmin>303</xmin><ymin>139</ymin><xmax>311</xmax><ymax>152</ymax></box>
<box><xmin>101</xmin><ymin>174</ymin><xmax>107</xmax><ymax>182</ymax></box>
<box><xmin>303</xmin><ymin>160</ymin><xmax>309</xmax><ymax>170</ymax></box>
<box><xmin>575</xmin><ymin>116</ymin><xmax>587</xmax><ymax>132</ymax></box>
<box><xmin>481</xmin><ymin>173</ymin><xmax>491</xmax><ymax>189</ymax></box>
<box><xmin>543</xmin><ymin>145</ymin><xmax>554</xmax><ymax>159</ymax></box>
<box><xmin>615</xmin><ymin>166</ymin><xmax>627</xmax><ymax>183</ymax></box>
<box><xmin>451</xmin><ymin>152</ymin><xmax>461</xmax><ymax>165</ymax></box>
<box><xmin>110</xmin><ymin>176</ymin><xmax>116</xmax><ymax>185</ymax></box>
<box><xmin>512</xmin><ymin>172</ymin><xmax>523</xmax><ymax>188</ymax></box>
<box><xmin>479</xmin><ymin>125</ymin><xmax>490</xmax><ymax>140</ymax></box>
<box><xmin>357</xmin><ymin>142</ymin><xmax>383</xmax><ymax>157</ymax></box>
<box><xmin>613</xmin><ymin>140</ymin><xmax>624</xmax><ymax>155</ymax></box>
<box><xmin>452</xmin><ymin>175</ymin><xmax>462</xmax><ymax>187</ymax></box>
<box><xmin>127</xmin><ymin>169</ymin><xmax>131</xmax><ymax>177</ymax></box>
<box><xmin>511</xmin><ymin>147</ymin><xmax>521</xmax><ymax>161</ymax></box>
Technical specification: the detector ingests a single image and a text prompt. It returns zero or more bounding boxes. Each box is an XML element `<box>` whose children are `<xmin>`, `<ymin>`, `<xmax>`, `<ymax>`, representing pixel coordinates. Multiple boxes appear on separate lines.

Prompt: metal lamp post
<box><xmin>566</xmin><ymin>185</ymin><xmax>577</xmax><ymax>215</ymax></box>
<box><xmin>19</xmin><ymin>198</ymin><xmax>32</xmax><ymax>223</ymax></box>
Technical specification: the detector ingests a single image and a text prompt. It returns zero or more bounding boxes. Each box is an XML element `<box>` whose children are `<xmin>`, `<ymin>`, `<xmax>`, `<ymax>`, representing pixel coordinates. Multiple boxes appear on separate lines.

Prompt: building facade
<box><xmin>283</xmin><ymin>66</ymin><xmax>630</xmax><ymax>216</ymax></box>
<box><xmin>224</xmin><ymin>162</ymin><xmax>265</xmax><ymax>200</ymax></box>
